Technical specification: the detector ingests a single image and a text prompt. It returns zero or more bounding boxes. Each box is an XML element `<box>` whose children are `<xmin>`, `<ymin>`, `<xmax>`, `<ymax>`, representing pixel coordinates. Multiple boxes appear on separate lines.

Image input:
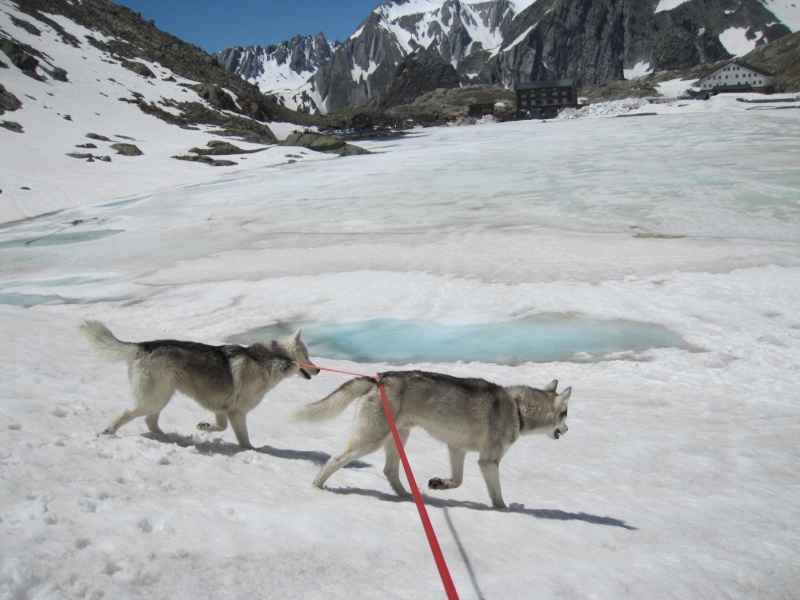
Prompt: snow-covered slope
<box><xmin>0</xmin><ymin>3</ymin><xmax>339</xmax><ymax>224</ymax></box>
<box><xmin>763</xmin><ymin>0</ymin><xmax>800</xmax><ymax>31</ymax></box>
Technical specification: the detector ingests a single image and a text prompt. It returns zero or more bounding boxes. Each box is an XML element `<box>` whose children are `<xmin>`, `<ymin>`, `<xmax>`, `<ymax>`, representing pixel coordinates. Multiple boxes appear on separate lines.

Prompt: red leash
<box><xmin>296</xmin><ymin>362</ymin><xmax>460</xmax><ymax>600</ymax></box>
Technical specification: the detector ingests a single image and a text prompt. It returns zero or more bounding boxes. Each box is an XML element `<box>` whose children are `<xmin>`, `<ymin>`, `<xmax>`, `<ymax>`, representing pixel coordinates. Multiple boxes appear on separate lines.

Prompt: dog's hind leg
<box><xmin>103</xmin><ymin>368</ymin><xmax>175</xmax><ymax>437</ymax></box>
<box><xmin>228</xmin><ymin>411</ymin><xmax>254</xmax><ymax>450</ymax></box>
<box><xmin>144</xmin><ymin>411</ymin><xmax>165</xmax><ymax>435</ymax></box>
<box><xmin>313</xmin><ymin>434</ymin><xmax>388</xmax><ymax>490</ymax></box>
<box><xmin>103</xmin><ymin>407</ymin><xmax>149</xmax><ymax>436</ymax></box>
<box><xmin>197</xmin><ymin>412</ymin><xmax>228</xmax><ymax>433</ymax></box>
<box><xmin>428</xmin><ymin>446</ymin><xmax>467</xmax><ymax>492</ymax></box>
<box><xmin>383</xmin><ymin>428</ymin><xmax>411</xmax><ymax>498</ymax></box>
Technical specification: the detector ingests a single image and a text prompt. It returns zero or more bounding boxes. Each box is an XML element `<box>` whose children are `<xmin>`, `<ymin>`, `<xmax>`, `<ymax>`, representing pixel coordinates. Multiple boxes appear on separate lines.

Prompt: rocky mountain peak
<box><xmin>217</xmin><ymin>0</ymin><xmax>797</xmax><ymax>114</ymax></box>
<box><xmin>368</xmin><ymin>48</ymin><xmax>462</xmax><ymax>111</ymax></box>
<box><xmin>215</xmin><ymin>33</ymin><xmax>338</xmax><ymax>87</ymax></box>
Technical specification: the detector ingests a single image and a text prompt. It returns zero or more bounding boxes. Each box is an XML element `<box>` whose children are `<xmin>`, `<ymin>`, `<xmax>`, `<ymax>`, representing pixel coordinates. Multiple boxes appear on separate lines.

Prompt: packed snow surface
<box><xmin>2</xmin><ymin>81</ymin><xmax>800</xmax><ymax>600</ymax></box>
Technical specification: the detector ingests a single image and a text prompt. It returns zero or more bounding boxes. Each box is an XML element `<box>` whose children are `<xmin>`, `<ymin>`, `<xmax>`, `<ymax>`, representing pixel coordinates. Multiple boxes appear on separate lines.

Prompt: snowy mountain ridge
<box><xmin>219</xmin><ymin>0</ymin><xmax>532</xmax><ymax>112</ymax></box>
<box><xmin>218</xmin><ymin>0</ymin><xmax>798</xmax><ymax>113</ymax></box>
<box><xmin>363</xmin><ymin>0</ymin><xmax>526</xmax><ymax>57</ymax></box>
<box><xmin>215</xmin><ymin>33</ymin><xmax>339</xmax><ymax>112</ymax></box>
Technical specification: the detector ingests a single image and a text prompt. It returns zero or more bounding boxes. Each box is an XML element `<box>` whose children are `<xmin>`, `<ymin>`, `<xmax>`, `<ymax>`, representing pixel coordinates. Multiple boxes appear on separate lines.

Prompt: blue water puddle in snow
<box><xmin>0</xmin><ymin>293</ymin><xmax>79</xmax><ymax>307</ymax></box>
<box><xmin>94</xmin><ymin>195</ymin><xmax>151</xmax><ymax>210</ymax></box>
<box><xmin>182</xmin><ymin>177</ymin><xmax>249</xmax><ymax>189</ymax></box>
<box><xmin>229</xmin><ymin>317</ymin><xmax>685</xmax><ymax>365</ymax></box>
<box><xmin>0</xmin><ymin>276</ymin><xmax>114</xmax><ymax>307</ymax></box>
<box><xmin>0</xmin><ymin>229</ymin><xmax>123</xmax><ymax>248</ymax></box>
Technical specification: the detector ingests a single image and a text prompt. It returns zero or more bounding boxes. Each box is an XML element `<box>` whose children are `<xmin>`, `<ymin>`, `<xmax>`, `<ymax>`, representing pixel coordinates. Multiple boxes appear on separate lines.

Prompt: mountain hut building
<box><xmin>697</xmin><ymin>61</ymin><xmax>777</xmax><ymax>94</ymax></box>
<box><xmin>515</xmin><ymin>80</ymin><xmax>578</xmax><ymax>118</ymax></box>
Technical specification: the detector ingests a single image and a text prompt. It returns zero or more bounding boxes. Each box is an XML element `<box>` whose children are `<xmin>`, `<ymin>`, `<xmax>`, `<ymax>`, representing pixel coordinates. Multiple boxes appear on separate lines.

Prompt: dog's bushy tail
<box><xmin>293</xmin><ymin>377</ymin><xmax>376</xmax><ymax>422</ymax></box>
<box><xmin>79</xmin><ymin>320</ymin><xmax>138</xmax><ymax>363</ymax></box>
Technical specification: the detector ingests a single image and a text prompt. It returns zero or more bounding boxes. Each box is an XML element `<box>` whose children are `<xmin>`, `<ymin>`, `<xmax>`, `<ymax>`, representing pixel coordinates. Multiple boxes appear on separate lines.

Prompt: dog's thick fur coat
<box><xmin>294</xmin><ymin>370</ymin><xmax>571</xmax><ymax>508</ymax></box>
<box><xmin>80</xmin><ymin>320</ymin><xmax>318</xmax><ymax>448</ymax></box>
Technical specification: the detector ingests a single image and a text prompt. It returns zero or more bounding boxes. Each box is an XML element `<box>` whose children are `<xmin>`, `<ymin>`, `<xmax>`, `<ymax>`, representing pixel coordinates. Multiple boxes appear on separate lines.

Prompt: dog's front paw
<box><xmin>197</xmin><ymin>422</ymin><xmax>213</xmax><ymax>431</ymax></box>
<box><xmin>428</xmin><ymin>477</ymin><xmax>446</xmax><ymax>490</ymax></box>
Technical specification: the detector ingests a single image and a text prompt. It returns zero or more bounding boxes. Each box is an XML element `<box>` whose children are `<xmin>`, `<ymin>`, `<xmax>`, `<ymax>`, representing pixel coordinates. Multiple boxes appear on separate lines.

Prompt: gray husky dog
<box><xmin>294</xmin><ymin>371</ymin><xmax>571</xmax><ymax>508</ymax></box>
<box><xmin>80</xmin><ymin>320</ymin><xmax>319</xmax><ymax>448</ymax></box>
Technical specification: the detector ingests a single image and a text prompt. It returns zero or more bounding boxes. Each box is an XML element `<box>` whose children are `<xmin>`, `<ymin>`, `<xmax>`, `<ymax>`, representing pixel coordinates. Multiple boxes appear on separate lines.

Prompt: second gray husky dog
<box><xmin>80</xmin><ymin>320</ymin><xmax>319</xmax><ymax>448</ymax></box>
<box><xmin>294</xmin><ymin>371</ymin><xmax>571</xmax><ymax>508</ymax></box>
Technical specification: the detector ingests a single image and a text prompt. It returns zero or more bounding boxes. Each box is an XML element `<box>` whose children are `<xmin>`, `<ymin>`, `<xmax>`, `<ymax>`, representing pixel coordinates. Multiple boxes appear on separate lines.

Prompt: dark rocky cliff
<box><xmin>479</xmin><ymin>0</ymin><xmax>791</xmax><ymax>87</ymax></box>
<box><xmin>309</xmin><ymin>0</ymin><xmax>516</xmax><ymax>112</ymax></box>
<box><xmin>308</xmin><ymin>11</ymin><xmax>407</xmax><ymax>111</ymax></box>
<box><xmin>368</xmin><ymin>49</ymin><xmax>461</xmax><ymax>112</ymax></box>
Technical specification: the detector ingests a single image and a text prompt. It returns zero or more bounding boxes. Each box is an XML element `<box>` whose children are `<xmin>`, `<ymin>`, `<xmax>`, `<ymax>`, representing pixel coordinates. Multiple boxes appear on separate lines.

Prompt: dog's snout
<box><xmin>306</xmin><ymin>362</ymin><xmax>320</xmax><ymax>376</ymax></box>
<box><xmin>298</xmin><ymin>362</ymin><xmax>320</xmax><ymax>379</ymax></box>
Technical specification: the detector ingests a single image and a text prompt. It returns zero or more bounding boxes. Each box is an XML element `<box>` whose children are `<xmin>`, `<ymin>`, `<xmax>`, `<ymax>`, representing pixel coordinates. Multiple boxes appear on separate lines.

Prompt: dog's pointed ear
<box><xmin>557</xmin><ymin>387</ymin><xmax>571</xmax><ymax>405</ymax></box>
<box><xmin>543</xmin><ymin>380</ymin><xmax>558</xmax><ymax>393</ymax></box>
<box><xmin>293</xmin><ymin>329</ymin><xmax>302</xmax><ymax>342</ymax></box>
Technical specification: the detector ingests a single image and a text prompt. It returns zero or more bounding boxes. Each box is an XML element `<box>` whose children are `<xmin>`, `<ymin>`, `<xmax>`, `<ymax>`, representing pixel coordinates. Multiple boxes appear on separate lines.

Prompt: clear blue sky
<box><xmin>114</xmin><ymin>1</ymin><xmax>382</xmax><ymax>53</ymax></box>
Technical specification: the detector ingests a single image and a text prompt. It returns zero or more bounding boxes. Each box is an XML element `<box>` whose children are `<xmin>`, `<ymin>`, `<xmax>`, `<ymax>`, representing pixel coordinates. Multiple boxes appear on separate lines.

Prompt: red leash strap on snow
<box><xmin>374</xmin><ymin>376</ymin><xmax>460</xmax><ymax>600</ymax></box>
<box><xmin>295</xmin><ymin>362</ymin><xmax>460</xmax><ymax>600</ymax></box>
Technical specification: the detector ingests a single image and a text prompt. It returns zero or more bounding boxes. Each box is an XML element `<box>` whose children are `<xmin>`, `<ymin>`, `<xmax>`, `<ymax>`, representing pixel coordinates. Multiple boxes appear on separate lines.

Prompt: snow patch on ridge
<box><xmin>624</xmin><ymin>61</ymin><xmax>653</xmax><ymax>79</ymax></box>
<box><xmin>655</xmin><ymin>0</ymin><xmax>692</xmax><ymax>12</ymax></box>
<box><xmin>719</xmin><ymin>27</ymin><xmax>762</xmax><ymax>56</ymax></box>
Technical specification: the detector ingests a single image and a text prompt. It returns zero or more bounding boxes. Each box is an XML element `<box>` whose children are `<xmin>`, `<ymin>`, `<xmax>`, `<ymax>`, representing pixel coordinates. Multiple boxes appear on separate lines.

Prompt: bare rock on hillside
<box><xmin>368</xmin><ymin>49</ymin><xmax>461</xmax><ymax>112</ymax></box>
<box><xmin>0</xmin><ymin>84</ymin><xmax>23</xmax><ymax>114</ymax></box>
<box><xmin>281</xmin><ymin>132</ymin><xmax>370</xmax><ymax>156</ymax></box>
<box><xmin>110</xmin><ymin>143</ymin><xmax>143</xmax><ymax>156</ymax></box>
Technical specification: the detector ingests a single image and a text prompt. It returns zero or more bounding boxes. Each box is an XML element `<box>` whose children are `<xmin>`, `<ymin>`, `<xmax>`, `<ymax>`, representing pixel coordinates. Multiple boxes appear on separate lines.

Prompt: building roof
<box><xmin>515</xmin><ymin>79</ymin><xmax>575</xmax><ymax>91</ymax></box>
<box><xmin>699</xmin><ymin>60</ymin><xmax>775</xmax><ymax>81</ymax></box>
<box><xmin>732</xmin><ymin>60</ymin><xmax>775</xmax><ymax>77</ymax></box>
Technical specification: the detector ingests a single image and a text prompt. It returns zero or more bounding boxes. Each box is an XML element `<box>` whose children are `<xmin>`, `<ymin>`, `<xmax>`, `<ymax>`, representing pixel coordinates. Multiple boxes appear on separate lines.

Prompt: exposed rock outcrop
<box><xmin>477</xmin><ymin>0</ymin><xmax>791</xmax><ymax>88</ymax></box>
<box><xmin>0</xmin><ymin>84</ymin><xmax>23</xmax><ymax>114</ymax></box>
<box><xmin>281</xmin><ymin>132</ymin><xmax>370</xmax><ymax>156</ymax></box>
<box><xmin>368</xmin><ymin>49</ymin><xmax>461</xmax><ymax>112</ymax></box>
<box><xmin>110</xmin><ymin>143</ymin><xmax>143</xmax><ymax>156</ymax></box>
